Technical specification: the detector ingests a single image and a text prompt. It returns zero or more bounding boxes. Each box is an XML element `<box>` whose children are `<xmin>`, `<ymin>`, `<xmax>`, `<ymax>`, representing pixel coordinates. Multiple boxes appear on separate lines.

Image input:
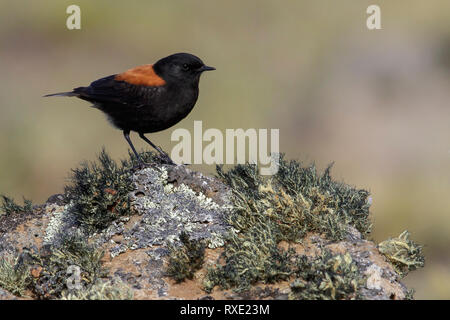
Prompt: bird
<box><xmin>44</xmin><ymin>53</ymin><xmax>215</xmax><ymax>165</ymax></box>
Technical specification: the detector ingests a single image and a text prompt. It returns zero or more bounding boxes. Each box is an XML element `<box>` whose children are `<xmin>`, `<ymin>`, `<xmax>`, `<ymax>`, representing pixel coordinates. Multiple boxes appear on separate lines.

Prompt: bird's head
<box><xmin>153</xmin><ymin>53</ymin><xmax>215</xmax><ymax>84</ymax></box>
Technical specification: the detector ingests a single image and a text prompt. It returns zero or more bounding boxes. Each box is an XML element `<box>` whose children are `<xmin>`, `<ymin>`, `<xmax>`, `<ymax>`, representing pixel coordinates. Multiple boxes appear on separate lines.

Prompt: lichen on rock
<box><xmin>124</xmin><ymin>165</ymin><xmax>232</xmax><ymax>251</ymax></box>
<box><xmin>378</xmin><ymin>230</ymin><xmax>425</xmax><ymax>277</ymax></box>
<box><xmin>0</xmin><ymin>150</ymin><xmax>425</xmax><ymax>300</ymax></box>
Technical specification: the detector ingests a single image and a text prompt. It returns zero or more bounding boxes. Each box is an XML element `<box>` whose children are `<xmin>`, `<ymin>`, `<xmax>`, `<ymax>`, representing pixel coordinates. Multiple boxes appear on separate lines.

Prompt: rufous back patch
<box><xmin>115</xmin><ymin>64</ymin><xmax>166</xmax><ymax>86</ymax></box>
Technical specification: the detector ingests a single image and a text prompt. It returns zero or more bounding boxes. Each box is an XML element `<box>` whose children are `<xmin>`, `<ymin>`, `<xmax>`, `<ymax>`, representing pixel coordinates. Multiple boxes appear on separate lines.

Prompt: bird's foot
<box><xmin>131</xmin><ymin>160</ymin><xmax>149</xmax><ymax>171</ymax></box>
<box><xmin>157</xmin><ymin>151</ymin><xmax>176</xmax><ymax>166</ymax></box>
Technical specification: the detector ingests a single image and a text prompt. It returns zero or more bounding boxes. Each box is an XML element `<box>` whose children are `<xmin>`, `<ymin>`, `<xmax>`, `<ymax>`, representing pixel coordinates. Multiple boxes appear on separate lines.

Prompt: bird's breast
<box><xmin>130</xmin><ymin>84</ymin><xmax>199</xmax><ymax>132</ymax></box>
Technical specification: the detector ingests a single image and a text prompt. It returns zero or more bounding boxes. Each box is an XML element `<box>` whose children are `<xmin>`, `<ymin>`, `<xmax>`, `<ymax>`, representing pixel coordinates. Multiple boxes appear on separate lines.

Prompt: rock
<box><xmin>0</xmin><ymin>152</ymin><xmax>423</xmax><ymax>300</ymax></box>
<box><xmin>0</xmin><ymin>288</ymin><xmax>18</xmax><ymax>300</ymax></box>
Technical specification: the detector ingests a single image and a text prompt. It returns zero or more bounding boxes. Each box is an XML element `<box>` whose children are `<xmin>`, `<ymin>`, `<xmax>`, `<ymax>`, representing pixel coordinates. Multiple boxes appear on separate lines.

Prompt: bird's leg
<box><xmin>138</xmin><ymin>133</ymin><xmax>175</xmax><ymax>165</ymax></box>
<box><xmin>123</xmin><ymin>130</ymin><xmax>144</xmax><ymax>167</ymax></box>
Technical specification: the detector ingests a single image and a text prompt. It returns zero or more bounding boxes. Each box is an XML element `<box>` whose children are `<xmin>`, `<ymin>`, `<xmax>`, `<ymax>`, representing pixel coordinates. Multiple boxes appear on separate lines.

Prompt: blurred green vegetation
<box><xmin>0</xmin><ymin>0</ymin><xmax>449</xmax><ymax>299</ymax></box>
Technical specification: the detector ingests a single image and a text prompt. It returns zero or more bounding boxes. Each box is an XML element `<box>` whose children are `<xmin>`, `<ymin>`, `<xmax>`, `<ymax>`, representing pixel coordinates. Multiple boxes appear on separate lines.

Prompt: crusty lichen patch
<box><xmin>43</xmin><ymin>204</ymin><xmax>76</xmax><ymax>245</ymax></box>
<box><xmin>125</xmin><ymin>166</ymin><xmax>232</xmax><ymax>251</ymax></box>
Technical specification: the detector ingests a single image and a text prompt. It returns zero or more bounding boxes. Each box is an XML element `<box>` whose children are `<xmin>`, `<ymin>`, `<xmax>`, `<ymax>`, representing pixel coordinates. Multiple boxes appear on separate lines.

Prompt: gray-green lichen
<box><xmin>378</xmin><ymin>230</ymin><xmax>425</xmax><ymax>277</ymax></box>
<box><xmin>0</xmin><ymin>195</ymin><xmax>32</xmax><ymax>216</ymax></box>
<box><xmin>61</xmin><ymin>277</ymin><xmax>133</xmax><ymax>300</ymax></box>
<box><xmin>124</xmin><ymin>166</ymin><xmax>232</xmax><ymax>251</ymax></box>
<box><xmin>166</xmin><ymin>232</ymin><xmax>206</xmax><ymax>283</ymax></box>
<box><xmin>63</xmin><ymin>149</ymin><xmax>137</xmax><ymax>233</ymax></box>
<box><xmin>0</xmin><ymin>254</ymin><xmax>30</xmax><ymax>296</ymax></box>
<box><xmin>289</xmin><ymin>250</ymin><xmax>363</xmax><ymax>300</ymax></box>
<box><xmin>30</xmin><ymin>234</ymin><xmax>105</xmax><ymax>299</ymax></box>
<box><xmin>43</xmin><ymin>204</ymin><xmax>78</xmax><ymax>245</ymax></box>
<box><xmin>203</xmin><ymin>157</ymin><xmax>375</xmax><ymax>296</ymax></box>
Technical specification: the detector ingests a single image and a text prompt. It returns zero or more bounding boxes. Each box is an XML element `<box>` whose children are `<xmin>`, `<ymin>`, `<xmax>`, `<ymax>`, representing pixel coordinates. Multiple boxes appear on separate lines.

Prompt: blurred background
<box><xmin>0</xmin><ymin>0</ymin><xmax>449</xmax><ymax>299</ymax></box>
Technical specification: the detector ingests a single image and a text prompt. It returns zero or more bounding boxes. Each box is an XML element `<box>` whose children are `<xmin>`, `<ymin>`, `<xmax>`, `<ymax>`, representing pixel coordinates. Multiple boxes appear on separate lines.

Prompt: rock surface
<box><xmin>0</xmin><ymin>157</ymin><xmax>422</xmax><ymax>300</ymax></box>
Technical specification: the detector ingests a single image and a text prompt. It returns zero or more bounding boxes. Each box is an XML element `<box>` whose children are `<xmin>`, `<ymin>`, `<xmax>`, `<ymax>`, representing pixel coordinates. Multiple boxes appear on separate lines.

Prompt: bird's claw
<box><xmin>131</xmin><ymin>161</ymin><xmax>149</xmax><ymax>171</ymax></box>
<box><xmin>157</xmin><ymin>151</ymin><xmax>176</xmax><ymax>166</ymax></box>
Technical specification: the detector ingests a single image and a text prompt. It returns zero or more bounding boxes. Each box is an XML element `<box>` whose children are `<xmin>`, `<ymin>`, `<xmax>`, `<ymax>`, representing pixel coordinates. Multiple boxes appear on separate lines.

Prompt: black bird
<box><xmin>45</xmin><ymin>53</ymin><xmax>215</xmax><ymax>165</ymax></box>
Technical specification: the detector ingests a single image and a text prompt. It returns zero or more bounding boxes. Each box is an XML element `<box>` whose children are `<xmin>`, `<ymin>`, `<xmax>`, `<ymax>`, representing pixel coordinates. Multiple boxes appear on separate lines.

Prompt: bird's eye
<box><xmin>182</xmin><ymin>63</ymin><xmax>189</xmax><ymax>71</ymax></box>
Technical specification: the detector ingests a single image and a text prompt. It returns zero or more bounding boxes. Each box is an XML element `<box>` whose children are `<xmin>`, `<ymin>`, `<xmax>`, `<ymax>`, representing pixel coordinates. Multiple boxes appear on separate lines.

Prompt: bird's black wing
<box><xmin>73</xmin><ymin>75</ymin><xmax>162</xmax><ymax>107</ymax></box>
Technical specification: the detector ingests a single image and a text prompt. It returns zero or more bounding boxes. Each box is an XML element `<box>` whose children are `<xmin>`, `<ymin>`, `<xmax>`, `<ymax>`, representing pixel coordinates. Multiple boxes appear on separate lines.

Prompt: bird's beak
<box><xmin>198</xmin><ymin>65</ymin><xmax>216</xmax><ymax>72</ymax></box>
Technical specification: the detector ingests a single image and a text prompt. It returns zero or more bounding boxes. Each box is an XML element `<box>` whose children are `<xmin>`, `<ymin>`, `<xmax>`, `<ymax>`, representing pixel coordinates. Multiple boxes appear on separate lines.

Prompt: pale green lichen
<box><xmin>128</xmin><ymin>166</ymin><xmax>231</xmax><ymax>251</ymax></box>
<box><xmin>289</xmin><ymin>250</ymin><xmax>363</xmax><ymax>300</ymax></box>
<box><xmin>172</xmin><ymin>183</ymin><xmax>222</xmax><ymax>211</ymax></box>
<box><xmin>61</xmin><ymin>278</ymin><xmax>133</xmax><ymax>300</ymax></box>
<box><xmin>204</xmin><ymin>156</ymin><xmax>373</xmax><ymax>296</ymax></box>
<box><xmin>207</xmin><ymin>231</ymin><xmax>229</xmax><ymax>249</ymax></box>
<box><xmin>28</xmin><ymin>233</ymin><xmax>106</xmax><ymax>299</ymax></box>
<box><xmin>43</xmin><ymin>204</ymin><xmax>72</xmax><ymax>244</ymax></box>
<box><xmin>378</xmin><ymin>230</ymin><xmax>425</xmax><ymax>277</ymax></box>
<box><xmin>0</xmin><ymin>254</ymin><xmax>30</xmax><ymax>297</ymax></box>
<box><xmin>364</xmin><ymin>264</ymin><xmax>384</xmax><ymax>291</ymax></box>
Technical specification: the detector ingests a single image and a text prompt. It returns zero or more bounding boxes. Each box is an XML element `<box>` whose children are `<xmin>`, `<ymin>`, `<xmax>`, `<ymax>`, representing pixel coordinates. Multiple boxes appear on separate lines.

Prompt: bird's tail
<box><xmin>43</xmin><ymin>91</ymin><xmax>78</xmax><ymax>97</ymax></box>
